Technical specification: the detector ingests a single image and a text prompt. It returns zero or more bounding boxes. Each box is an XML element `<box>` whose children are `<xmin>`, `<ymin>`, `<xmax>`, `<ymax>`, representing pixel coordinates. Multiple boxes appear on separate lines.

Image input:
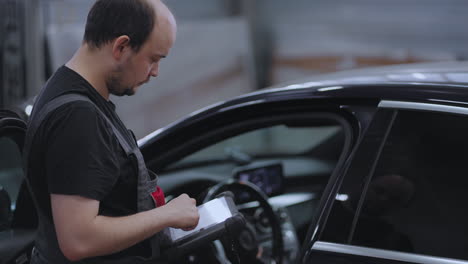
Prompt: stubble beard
<box><xmin>106</xmin><ymin>66</ymin><xmax>135</xmax><ymax>97</ymax></box>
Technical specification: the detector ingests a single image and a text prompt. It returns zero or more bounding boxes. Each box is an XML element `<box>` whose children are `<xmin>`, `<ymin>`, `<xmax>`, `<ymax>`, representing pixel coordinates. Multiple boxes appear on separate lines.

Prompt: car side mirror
<box><xmin>0</xmin><ymin>185</ymin><xmax>12</xmax><ymax>231</ymax></box>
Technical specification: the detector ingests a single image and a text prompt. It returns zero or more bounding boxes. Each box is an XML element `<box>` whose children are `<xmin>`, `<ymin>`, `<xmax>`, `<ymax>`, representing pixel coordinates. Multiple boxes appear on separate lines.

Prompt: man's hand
<box><xmin>160</xmin><ymin>194</ymin><xmax>199</xmax><ymax>231</ymax></box>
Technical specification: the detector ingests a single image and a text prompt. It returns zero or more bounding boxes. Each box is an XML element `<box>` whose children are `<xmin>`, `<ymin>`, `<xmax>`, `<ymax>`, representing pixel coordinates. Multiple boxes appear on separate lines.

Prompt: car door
<box><xmin>304</xmin><ymin>101</ymin><xmax>468</xmax><ymax>264</ymax></box>
<box><xmin>140</xmin><ymin>95</ymin><xmax>378</xmax><ymax>263</ymax></box>
<box><xmin>0</xmin><ymin>110</ymin><xmax>36</xmax><ymax>264</ymax></box>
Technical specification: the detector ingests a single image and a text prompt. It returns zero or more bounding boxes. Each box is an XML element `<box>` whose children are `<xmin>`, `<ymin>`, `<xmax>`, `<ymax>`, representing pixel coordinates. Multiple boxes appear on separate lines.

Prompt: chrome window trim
<box><xmin>379</xmin><ymin>100</ymin><xmax>468</xmax><ymax>115</ymax></box>
<box><xmin>312</xmin><ymin>241</ymin><xmax>468</xmax><ymax>264</ymax></box>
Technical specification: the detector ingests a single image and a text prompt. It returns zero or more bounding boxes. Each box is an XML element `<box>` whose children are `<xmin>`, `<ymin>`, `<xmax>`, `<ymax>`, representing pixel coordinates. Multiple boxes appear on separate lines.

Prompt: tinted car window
<box><xmin>0</xmin><ymin>137</ymin><xmax>23</xmax><ymax>210</ymax></box>
<box><xmin>352</xmin><ymin>110</ymin><xmax>468</xmax><ymax>260</ymax></box>
<box><xmin>0</xmin><ymin>137</ymin><xmax>24</xmax><ymax>230</ymax></box>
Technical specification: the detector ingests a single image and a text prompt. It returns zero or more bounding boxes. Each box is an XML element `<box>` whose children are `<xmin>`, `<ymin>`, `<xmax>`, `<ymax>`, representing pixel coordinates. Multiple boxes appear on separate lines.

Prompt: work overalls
<box><xmin>24</xmin><ymin>94</ymin><xmax>170</xmax><ymax>264</ymax></box>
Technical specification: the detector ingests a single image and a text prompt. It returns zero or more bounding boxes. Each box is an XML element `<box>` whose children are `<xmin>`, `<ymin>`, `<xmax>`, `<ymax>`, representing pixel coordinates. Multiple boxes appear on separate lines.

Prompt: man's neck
<box><xmin>65</xmin><ymin>45</ymin><xmax>110</xmax><ymax>100</ymax></box>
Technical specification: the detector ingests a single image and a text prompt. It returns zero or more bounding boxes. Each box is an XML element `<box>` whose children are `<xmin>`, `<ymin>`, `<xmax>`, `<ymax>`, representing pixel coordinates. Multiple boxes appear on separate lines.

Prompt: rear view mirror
<box><xmin>0</xmin><ymin>185</ymin><xmax>12</xmax><ymax>231</ymax></box>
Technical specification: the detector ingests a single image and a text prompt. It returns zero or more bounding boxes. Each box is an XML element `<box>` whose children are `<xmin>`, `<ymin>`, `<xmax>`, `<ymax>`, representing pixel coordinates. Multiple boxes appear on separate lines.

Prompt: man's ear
<box><xmin>112</xmin><ymin>35</ymin><xmax>131</xmax><ymax>60</ymax></box>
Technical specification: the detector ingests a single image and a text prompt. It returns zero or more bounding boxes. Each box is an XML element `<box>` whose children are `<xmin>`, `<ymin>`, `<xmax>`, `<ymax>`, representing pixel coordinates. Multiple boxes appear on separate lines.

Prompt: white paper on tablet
<box><xmin>168</xmin><ymin>197</ymin><xmax>233</xmax><ymax>242</ymax></box>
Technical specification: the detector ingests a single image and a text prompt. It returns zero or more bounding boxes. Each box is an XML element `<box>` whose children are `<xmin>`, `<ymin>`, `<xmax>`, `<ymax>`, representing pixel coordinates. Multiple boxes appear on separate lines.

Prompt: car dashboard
<box><xmin>157</xmin><ymin>159</ymin><xmax>328</xmax><ymax>263</ymax></box>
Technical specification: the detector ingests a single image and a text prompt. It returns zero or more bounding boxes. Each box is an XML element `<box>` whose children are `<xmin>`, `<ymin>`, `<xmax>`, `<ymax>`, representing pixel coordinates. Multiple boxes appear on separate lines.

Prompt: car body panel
<box><xmin>308</xmin><ymin>242</ymin><xmax>468</xmax><ymax>264</ymax></box>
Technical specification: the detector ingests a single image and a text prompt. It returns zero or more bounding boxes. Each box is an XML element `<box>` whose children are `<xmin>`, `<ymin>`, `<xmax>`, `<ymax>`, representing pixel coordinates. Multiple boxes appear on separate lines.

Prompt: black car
<box><xmin>2</xmin><ymin>61</ymin><xmax>468</xmax><ymax>264</ymax></box>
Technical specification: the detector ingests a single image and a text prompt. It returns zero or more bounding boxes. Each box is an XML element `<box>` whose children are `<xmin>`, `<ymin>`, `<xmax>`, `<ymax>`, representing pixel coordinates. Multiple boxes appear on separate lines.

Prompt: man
<box><xmin>25</xmin><ymin>0</ymin><xmax>199</xmax><ymax>263</ymax></box>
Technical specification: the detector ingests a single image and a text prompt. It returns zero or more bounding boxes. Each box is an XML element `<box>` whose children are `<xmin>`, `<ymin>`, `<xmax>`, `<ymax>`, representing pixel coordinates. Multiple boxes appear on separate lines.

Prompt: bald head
<box><xmin>150</xmin><ymin>0</ymin><xmax>177</xmax><ymax>47</ymax></box>
<box><xmin>152</xmin><ymin>0</ymin><xmax>176</xmax><ymax>28</ymax></box>
<box><xmin>83</xmin><ymin>0</ymin><xmax>176</xmax><ymax>52</ymax></box>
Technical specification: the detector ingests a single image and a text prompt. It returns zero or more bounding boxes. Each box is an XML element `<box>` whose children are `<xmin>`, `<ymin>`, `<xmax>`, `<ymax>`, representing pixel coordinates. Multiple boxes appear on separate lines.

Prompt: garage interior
<box><xmin>1</xmin><ymin>0</ymin><xmax>468</xmax><ymax>138</ymax></box>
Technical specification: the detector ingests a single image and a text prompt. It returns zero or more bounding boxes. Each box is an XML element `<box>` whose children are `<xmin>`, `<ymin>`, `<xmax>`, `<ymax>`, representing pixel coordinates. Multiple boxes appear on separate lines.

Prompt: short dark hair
<box><xmin>83</xmin><ymin>0</ymin><xmax>155</xmax><ymax>52</ymax></box>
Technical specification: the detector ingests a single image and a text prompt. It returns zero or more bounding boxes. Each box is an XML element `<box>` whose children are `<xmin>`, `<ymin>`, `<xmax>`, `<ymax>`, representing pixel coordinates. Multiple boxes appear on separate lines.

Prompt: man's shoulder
<box><xmin>34</xmin><ymin>66</ymin><xmax>96</xmax><ymax>114</ymax></box>
<box><xmin>34</xmin><ymin>96</ymin><xmax>99</xmax><ymax>123</ymax></box>
<box><xmin>32</xmin><ymin>98</ymin><xmax>121</xmax><ymax>154</ymax></box>
<box><xmin>30</xmin><ymin>97</ymin><xmax>113</xmax><ymax>144</ymax></box>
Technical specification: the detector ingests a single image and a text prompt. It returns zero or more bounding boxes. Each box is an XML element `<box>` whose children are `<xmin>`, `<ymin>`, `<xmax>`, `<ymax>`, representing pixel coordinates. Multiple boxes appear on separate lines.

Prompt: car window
<box><xmin>0</xmin><ymin>137</ymin><xmax>23</xmax><ymax>211</ymax></box>
<box><xmin>169</xmin><ymin>124</ymin><xmax>342</xmax><ymax>169</ymax></box>
<box><xmin>351</xmin><ymin>110</ymin><xmax>468</xmax><ymax>260</ymax></box>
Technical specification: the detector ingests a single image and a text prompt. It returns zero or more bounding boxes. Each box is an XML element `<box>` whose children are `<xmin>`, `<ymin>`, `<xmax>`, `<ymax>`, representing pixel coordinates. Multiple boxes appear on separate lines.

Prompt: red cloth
<box><xmin>151</xmin><ymin>186</ymin><xmax>166</xmax><ymax>207</ymax></box>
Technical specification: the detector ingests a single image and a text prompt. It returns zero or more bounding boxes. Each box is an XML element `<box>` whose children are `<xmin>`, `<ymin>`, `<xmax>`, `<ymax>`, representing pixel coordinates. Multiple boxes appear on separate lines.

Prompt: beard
<box><xmin>106</xmin><ymin>65</ymin><xmax>135</xmax><ymax>96</ymax></box>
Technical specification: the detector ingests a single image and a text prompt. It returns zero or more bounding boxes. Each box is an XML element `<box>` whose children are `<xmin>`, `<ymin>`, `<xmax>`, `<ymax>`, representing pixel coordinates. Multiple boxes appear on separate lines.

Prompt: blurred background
<box><xmin>1</xmin><ymin>0</ymin><xmax>466</xmax><ymax>138</ymax></box>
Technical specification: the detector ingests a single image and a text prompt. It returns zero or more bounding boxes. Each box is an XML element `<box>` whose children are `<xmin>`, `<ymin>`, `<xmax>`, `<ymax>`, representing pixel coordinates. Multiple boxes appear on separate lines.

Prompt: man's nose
<box><xmin>150</xmin><ymin>64</ymin><xmax>159</xmax><ymax>77</ymax></box>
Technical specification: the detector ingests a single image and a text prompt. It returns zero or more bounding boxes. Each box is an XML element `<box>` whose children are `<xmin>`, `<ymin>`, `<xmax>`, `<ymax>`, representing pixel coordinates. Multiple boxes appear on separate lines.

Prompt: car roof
<box><xmin>268</xmin><ymin>60</ymin><xmax>468</xmax><ymax>89</ymax></box>
<box><xmin>139</xmin><ymin>61</ymin><xmax>468</xmax><ymax>146</ymax></box>
<box><xmin>231</xmin><ymin>60</ymin><xmax>468</xmax><ymax>105</ymax></box>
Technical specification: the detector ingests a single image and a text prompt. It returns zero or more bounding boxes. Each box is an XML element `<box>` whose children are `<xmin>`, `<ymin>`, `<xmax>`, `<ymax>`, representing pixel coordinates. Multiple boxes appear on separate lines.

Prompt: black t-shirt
<box><xmin>27</xmin><ymin>66</ymin><xmax>150</xmax><ymax>261</ymax></box>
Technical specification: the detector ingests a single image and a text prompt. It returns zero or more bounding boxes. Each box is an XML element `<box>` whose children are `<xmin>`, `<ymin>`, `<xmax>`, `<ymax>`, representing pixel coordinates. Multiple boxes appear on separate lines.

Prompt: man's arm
<box><xmin>51</xmin><ymin>193</ymin><xmax>199</xmax><ymax>261</ymax></box>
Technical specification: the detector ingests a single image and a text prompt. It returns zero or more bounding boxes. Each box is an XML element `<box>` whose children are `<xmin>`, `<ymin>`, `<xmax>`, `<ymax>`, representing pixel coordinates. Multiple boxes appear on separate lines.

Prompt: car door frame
<box><xmin>140</xmin><ymin>95</ymin><xmax>379</xmax><ymax>262</ymax></box>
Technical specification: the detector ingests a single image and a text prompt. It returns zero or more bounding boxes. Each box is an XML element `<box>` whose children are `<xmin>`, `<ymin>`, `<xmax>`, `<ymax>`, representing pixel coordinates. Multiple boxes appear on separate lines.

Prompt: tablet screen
<box><xmin>168</xmin><ymin>196</ymin><xmax>234</xmax><ymax>242</ymax></box>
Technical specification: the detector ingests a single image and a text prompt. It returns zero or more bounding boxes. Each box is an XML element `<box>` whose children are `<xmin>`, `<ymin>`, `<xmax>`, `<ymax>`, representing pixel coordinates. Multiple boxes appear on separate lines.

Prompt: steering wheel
<box><xmin>202</xmin><ymin>179</ymin><xmax>284</xmax><ymax>264</ymax></box>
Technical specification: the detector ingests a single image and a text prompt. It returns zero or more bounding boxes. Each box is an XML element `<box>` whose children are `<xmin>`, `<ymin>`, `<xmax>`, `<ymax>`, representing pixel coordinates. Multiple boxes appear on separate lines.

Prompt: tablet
<box><xmin>162</xmin><ymin>193</ymin><xmax>246</xmax><ymax>260</ymax></box>
<box><xmin>166</xmin><ymin>194</ymin><xmax>239</xmax><ymax>244</ymax></box>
